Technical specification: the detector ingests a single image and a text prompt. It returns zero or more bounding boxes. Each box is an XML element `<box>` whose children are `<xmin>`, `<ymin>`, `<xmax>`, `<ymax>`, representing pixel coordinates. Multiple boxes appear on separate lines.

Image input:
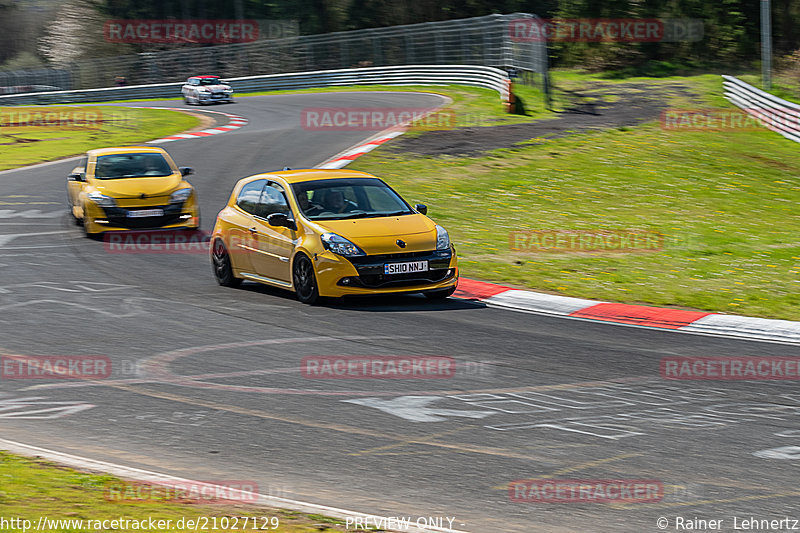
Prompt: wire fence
<box><xmin>0</xmin><ymin>12</ymin><xmax>546</xmax><ymax>93</ymax></box>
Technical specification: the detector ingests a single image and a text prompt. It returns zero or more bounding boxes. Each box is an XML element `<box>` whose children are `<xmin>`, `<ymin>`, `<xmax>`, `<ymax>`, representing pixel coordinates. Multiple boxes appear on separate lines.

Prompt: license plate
<box><xmin>384</xmin><ymin>260</ymin><xmax>428</xmax><ymax>275</ymax></box>
<box><xmin>127</xmin><ymin>209</ymin><xmax>164</xmax><ymax>218</ymax></box>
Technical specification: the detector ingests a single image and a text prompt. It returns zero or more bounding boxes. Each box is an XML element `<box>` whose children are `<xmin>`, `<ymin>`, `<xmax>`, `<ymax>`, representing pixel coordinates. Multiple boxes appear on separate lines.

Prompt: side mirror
<box><xmin>180</xmin><ymin>167</ymin><xmax>194</xmax><ymax>176</ymax></box>
<box><xmin>266</xmin><ymin>212</ymin><xmax>296</xmax><ymax>230</ymax></box>
<box><xmin>414</xmin><ymin>203</ymin><xmax>428</xmax><ymax>215</ymax></box>
<box><xmin>68</xmin><ymin>172</ymin><xmax>84</xmax><ymax>182</ymax></box>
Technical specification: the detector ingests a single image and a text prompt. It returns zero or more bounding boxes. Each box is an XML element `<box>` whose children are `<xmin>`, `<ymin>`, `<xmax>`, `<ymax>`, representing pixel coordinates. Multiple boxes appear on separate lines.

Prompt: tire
<box><xmin>292</xmin><ymin>253</ymin><xmax>319</xmax><ymax>304</ymax></box>
<box><xmin>211</xmin><ymin>239</ymin><xmax>242</xmax><ymax>288</ymax></box>
<box><xmin>424</xmin><ymin>285</ymin><xmax>457</xmax><ymax>300</ymax></box>
<box><xmin>183</xmin><ymin>95</ymin><xmax>192</xmax><ymax>105</ymax></box>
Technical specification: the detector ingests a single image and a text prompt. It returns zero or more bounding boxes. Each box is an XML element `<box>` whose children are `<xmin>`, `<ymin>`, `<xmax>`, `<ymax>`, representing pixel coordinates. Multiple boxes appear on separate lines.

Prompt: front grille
<box><xmin>341</xmin><ymin>249</ymin><xmax>454</xmax><ymax>288</ymax></box>
<box><xmin>349</xmin><ymin>269</ymin><xmax>453</xmax><ymax>289</ymax></box>
<box><xmin>348</xmin><ymin>250</ymin><xmax>447</xmax><ymax>264</ymax></box>
<box><xmin>101</xmin><ymin>202</ymin><xmax>186</xmax><ymax>229</ymax></box>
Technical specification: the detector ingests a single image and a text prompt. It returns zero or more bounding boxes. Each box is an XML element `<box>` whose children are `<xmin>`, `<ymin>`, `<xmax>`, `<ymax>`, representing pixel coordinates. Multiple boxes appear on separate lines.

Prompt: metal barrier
<box><xmin>0</xmin><ymin>65</ymin><xmax>510</xmax><ymax>106</ymax></box>
<box><xmin>0</xmin><ymin>13</ymin><xmax>545</xmax><ymax>91</ymax></box>
<box><xmin>722</xmin><ymin>75</ymin><xmax>800</xmax><ymax>144</ymax></box>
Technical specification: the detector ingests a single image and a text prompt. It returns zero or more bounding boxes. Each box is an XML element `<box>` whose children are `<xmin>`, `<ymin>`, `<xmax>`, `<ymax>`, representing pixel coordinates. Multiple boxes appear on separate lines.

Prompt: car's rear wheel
<box><xmin>183</xmin><ymin>95</ymin><xmax>192</xmax><ymax>105</ymax></box>
<box><xmin>293</xmin><ymin>254</ymin><xmax>319</xmax><ymax>304</ymax></box>
<box><xmin>424</xmin><ymin>285</ymin><xmax>457</xmax><ymax>300</ymax></box>
<box><xmin>212</xmin><ymin>239</ymin><xmax>241</xmax><ymax>288</ymax></box>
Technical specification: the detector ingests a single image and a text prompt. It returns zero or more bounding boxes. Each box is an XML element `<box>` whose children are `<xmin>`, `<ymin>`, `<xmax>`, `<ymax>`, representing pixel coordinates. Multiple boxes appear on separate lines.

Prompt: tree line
<box><xmin>2</xmin><ymin>0</ymin><xmax>799</xmax><ymax>72</ymax></box>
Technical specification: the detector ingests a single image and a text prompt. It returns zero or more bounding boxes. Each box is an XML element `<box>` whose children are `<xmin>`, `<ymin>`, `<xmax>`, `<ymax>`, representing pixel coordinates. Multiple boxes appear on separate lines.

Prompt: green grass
<box><xmin>0</xmin><ymin>106</ymin><xmax>199</xmax><ymax>171</ymax></box>
<box><xmin>0</xmin><ymin>452</ymin><xmax>351</xmax><ymax>532</ymax></box>
<box><xmin>349</xmin><ymin>73</ymin><xmax>800</xmax><ymax>321</ymax></box>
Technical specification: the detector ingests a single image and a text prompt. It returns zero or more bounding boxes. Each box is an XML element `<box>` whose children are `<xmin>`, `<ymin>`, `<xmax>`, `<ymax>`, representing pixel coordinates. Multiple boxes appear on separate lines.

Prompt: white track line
<box><xmin>0</xmin><ymin>438</ymin><xmax>470</xmax><ymax>533</ymax></box>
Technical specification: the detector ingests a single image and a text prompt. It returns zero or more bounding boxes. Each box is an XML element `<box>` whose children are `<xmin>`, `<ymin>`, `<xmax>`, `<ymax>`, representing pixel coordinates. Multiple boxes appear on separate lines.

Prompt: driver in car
<box><xmin>321</xmin><ymin>190</ymin><xmax>357</xmax><ymax>214</ymax></box>
<box><xmin>297</xmin><ymin>192</ymin><xmax>324</xmax><ymax>216</ymax></box>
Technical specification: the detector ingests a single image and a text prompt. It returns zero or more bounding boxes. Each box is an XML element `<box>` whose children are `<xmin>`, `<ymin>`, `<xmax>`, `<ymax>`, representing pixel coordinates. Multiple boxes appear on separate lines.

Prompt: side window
<box><xmin>236</xmin><ymin>180</ymin><xmax>266</xmax><ymax>215</ymax></box>
<box><xmin>258</xmin><ymin>183</ymin><xmax>290</xmax><ymax>218</ymax></box>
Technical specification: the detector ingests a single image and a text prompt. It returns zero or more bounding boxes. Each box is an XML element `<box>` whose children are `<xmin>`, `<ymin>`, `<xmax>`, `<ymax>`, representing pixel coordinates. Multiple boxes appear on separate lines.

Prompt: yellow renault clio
<box><xmin>67</xmin><ymin>146</ymin><xmax>199</xmax><ymax>236</ymax></box>
<box><xmin>210</xmin><ymin>169</ymin><xmax>458</xmax><ymax>304</ymax></box>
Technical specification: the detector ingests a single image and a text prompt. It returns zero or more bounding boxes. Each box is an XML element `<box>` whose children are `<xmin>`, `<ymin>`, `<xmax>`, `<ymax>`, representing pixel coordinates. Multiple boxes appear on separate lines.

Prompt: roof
<box><xmin>190</xmin><ymin>75</ymin><xmax>221</xmax><ymax>79</ymax></box>
<box><xmin>239</xmin><ymin>168</ymin><xmax>378</xmax><ymax>186</ymax></box>
<box><xmin>86</xmin><ymin>146</ymin><xmax>168</xmax><ymax>157</ymax></box>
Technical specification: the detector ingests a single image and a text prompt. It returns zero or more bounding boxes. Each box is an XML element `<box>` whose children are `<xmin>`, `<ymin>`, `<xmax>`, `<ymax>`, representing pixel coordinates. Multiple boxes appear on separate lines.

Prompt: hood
<box><xmin>92</xmin><ymin>173</ymin><xmax>183</xmax><ymax>199</ymax></box>
<box><xmin>201</xmin><ymin>84</ymin><xmax>231</xmax><ymax>92</ymax></box>
<box><xmin>314</xmin><ymin>214</ymin><xmax>438</xmax><ymax>254</ymax></box>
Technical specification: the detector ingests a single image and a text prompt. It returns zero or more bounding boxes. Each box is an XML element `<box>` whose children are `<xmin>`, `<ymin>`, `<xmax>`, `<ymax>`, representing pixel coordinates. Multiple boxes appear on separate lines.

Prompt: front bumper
<box><xmin>315</xmin><ymin>247</ymin><xmax>458</xmax><ymax>297</ymax></box>
<box><xmin>198</xmin><ymin>92</ymin><xmax>233</xmax><ymax>103</ymax></box>
<box><xmin>84</xmin><ymin>200</ymin><xmax>199</xmax><ymax>233</ymax></box>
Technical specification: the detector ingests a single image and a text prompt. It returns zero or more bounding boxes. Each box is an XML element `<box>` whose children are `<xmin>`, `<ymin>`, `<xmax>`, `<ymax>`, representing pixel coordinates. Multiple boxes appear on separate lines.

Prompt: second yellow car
<box><xmin>210</xmin><ymin>169</ymin><xmax>458</xmax><ymax>304</ymax></box>
<box><xmin>67</xmin><ymin>146</ymin><xmax>199</xmax><ymax>236</ymax></box>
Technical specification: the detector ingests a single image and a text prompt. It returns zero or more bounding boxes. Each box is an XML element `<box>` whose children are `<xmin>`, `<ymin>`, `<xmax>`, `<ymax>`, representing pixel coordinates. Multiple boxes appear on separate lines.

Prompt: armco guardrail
<box><xmin>0</xmin><ymin>65</ymin><xmax>510</xmax><ymax>106</ymax></box>
<box><xmin>722</xmin><ymin>75</ymin><xmax>800</xmax><ymax>143</ymax></box>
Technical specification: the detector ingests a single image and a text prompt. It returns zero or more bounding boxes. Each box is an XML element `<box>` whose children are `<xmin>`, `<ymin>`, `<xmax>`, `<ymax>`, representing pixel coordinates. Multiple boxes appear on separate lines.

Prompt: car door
<box><xmin>229</xmin><ymin>178</ymin><xmax>267</xmax><ymax>275</ymax></box>
<box><xmin>249</xmin><ymin>181</ymin><xmax>296</xmax><ymax>284</ymax></box>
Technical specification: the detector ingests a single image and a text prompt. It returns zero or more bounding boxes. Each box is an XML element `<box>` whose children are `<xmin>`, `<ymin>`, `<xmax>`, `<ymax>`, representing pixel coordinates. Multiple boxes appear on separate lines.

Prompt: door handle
<box><xmin>249</xmin><ymin>227</ymin><xmax>257</xmax><ymax>234</ymax></box>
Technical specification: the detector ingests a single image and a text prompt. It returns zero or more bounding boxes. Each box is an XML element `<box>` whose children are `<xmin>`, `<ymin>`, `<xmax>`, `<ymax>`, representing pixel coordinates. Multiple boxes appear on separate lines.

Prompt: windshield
<box><xmin>291</xmin><ymin>178</ymin><xmax>414</xmax><ymax>221</ymax></box>
<box><xmin>94</xmin><ymin>153</ymin><xmax>174</xmax><ymax>179</ymax></box>
<box><xmin>199</xmin><ymin>77</ymin><xmax>221</xmax><ymax>85</ymax></box>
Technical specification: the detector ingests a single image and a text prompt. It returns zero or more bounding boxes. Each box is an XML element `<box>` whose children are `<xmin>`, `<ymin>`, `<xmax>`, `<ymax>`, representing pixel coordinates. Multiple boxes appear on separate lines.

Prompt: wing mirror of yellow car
<box><xmin>414</xmin><ymin>203</ymin><xmax>428</xmax><ymax>215</ymax></box>
<box><xmin>180</xmin><ymin>167</ymin><xmax>194</xmax><ymax>176</ymax></box>
<box><xmin>67</xmin><ymin>172</ymin><xmax>85</xmax><ymax>182</ymax></box>
<box><xmin>266</xmin><ymin>212</ymin><xmax>297</xmax><ymax>231</ymax></box>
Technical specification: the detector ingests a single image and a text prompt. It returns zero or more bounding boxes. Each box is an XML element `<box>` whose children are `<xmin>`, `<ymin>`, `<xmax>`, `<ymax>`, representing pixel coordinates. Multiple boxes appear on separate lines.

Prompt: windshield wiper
<box><xmin>363</xmin><ymin>210</ymin><xmax>411</xmax><ymax>218</ymax></box>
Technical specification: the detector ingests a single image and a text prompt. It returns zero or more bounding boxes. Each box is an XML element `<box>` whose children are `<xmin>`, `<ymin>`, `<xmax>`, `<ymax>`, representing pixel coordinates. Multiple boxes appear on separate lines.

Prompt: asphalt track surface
<box><xmin>1</xmin><ymin>93</ymin><xmax>800</xmax><ymax>533</ymax></box>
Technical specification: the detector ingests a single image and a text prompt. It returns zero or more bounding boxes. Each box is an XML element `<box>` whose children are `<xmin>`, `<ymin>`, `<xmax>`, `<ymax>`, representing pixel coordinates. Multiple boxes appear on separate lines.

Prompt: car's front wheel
<box><xmin>293</xmin><ymin>253</ymin><xmax>319</xmax><ymax>304</ymax></box>
<box><xmin>212</xmin><ymin>239</ymin><xmax>242</xmax><ymax>288</ymax></box>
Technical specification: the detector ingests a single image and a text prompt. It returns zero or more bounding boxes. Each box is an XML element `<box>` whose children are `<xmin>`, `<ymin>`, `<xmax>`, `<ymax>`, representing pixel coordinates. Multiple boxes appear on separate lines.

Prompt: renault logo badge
<box><xmin>396</xmin><ymin>239</ymin><xmax>406</xmax><ymax>248</ymax></box>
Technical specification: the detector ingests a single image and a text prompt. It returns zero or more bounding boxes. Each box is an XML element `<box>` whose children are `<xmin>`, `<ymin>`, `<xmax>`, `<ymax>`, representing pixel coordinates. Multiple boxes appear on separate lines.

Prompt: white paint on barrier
<box><xmin>681</xmin><ymin>314</ymin><xmax>800</xmax><ymax>344</ymax></box>
<box><xmin>484</xmin><ymin>289</ymin><xmax>603</xmax><ymax>316</ymax></box>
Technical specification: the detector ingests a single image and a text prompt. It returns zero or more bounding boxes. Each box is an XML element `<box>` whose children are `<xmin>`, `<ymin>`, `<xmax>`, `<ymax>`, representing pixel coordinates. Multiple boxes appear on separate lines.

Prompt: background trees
<box><xmin>2</xmin><ymin>0</ymin><xmax>798</xmax><ymax>72</ymax></box>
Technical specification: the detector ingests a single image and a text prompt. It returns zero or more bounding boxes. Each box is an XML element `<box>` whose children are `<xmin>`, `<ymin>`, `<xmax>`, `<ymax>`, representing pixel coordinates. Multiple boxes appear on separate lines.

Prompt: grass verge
<box><xmin>349</xmin><ymin>72</ymin><xmax>800</xmax><ymax>321</ymax></box>
<box><xmin>0</xmin><ymin>107</ymin><xmax>199</xmax><ymax>171</ymax></box>
<box><xmin>0</xmin><ymin>451</ymin><xmax>352</xmax><ymax>532</ymax></box>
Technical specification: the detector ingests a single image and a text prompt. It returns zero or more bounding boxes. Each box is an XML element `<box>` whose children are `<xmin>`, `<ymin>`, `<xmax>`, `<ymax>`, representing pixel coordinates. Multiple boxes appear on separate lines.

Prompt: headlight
<box><xmin>87</xmin><ymin>191</ymin><xmax>116</xmax><ymax>208</ymax></box>
<box><xmin>321</xmin><ymin>233</ymin><xmax>365</xmax><ymax>257</ymax></box>
<box><xmin>170</xmin><ymin>188</ymin><xmax>192</xmax><ymax>204</ymax></box>
<box><xmin>436</xmin><ymin>225</ymin><xmax>450</xmax><ymax>250</ymax></box>
<box><xmin>224</xmin><ymin>87</ymin><xmax>233</xmax><ymax>93</ymax></box>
